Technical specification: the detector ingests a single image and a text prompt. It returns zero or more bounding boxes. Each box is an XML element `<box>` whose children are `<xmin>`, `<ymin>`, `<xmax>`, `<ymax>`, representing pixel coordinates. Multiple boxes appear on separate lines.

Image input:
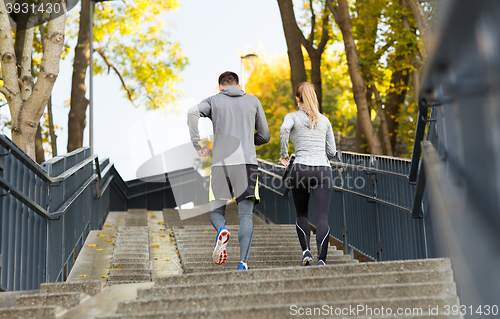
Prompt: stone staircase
<box><xmin>107</xmin><ymin>209</ymin><xmax>152</xmax><ymax>284</ymax></box>
<box><xmin>0</xmin><ymin>281</ymin><xmax>106</xmax><ymax>318</ymax></box>
<box><xmin>0</xmin><ymin>203</ymin><xmax>462</xmax><ymax>318</ymax></box>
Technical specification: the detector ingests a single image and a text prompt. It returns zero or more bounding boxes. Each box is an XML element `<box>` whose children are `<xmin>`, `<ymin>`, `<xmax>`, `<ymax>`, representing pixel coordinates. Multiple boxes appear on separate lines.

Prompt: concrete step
<box><xmin>175</xmin><ymin>231</ymin><xmax>299</xmax><ymax>237</ymax></box>
<box><xmin>115</xmin><ymin>240</ymin><xmax>149</xmax><ymax>244</ymax></box>
<box><xmin>113</xmin><ymin>251</ymin><xmax>149</xmax><ymax>256</ymax></box>
<box><xmin>109</xmin><ymin>211</ymin><xmax>152</xmax><ymax>285</ymax></box>
<box><xmin>98</xmin><ymin>295</ymin><xmax>460</xmax><ymax>319</ymax></box>
<box><xmin>109</xmin><ymin>269</ymin><xmax>151</xmax><ymax>276</ymax></box>
<box><xmin>39</xmin><ymin>281</ymin><xmax>105</xmax><ymax>296</ymax></box>
<box><xmin>177</xmin><ymin>247</ymin><xmax>339</xmax><ymax>254</ymax></box>
<box><xmin>182</xmin><ymin>255</ymin><xmax>353</xmax><ymax>269</ymax></box>
<box><xmin>185</xmin><ymin>254</ymin><xmax>351</xmax><ymax>264</ymax></box>
<box><xmin>116</xmin><ymin>282</ymin><xmax>456</xmax><ymax>314</ymax></box>
<box><xmin>174</xmin><ymin>224</ymin><xmax>296</xmax><ymax>230</ymax></box>
<box><xmin>139</xmin><ymin>269</ymin><xmax>453</xmax><ymax>299</ymax></box>
<box><xmin>111</xmin><ymin>257</ymin><xmax>150</xmax><ymax>263</ymax></box>
<box><xmin>0</xmin><ymin>306</ymin><xmax>56</xmax><ymax>319</ymax></box>
<box><xmin>154</xmin><ymin>258</ymin><xmax>450</xmax><ymax>286</ymax></box>
<box><xmin>110</xmin><ymin>262</ymin><xmax>151</xmax><ymax>269</ymax></box>
<box><xmin>15</xmin><ymin>292</ymin><xmax>82</xmax><ymax>309</ymax></box>
<box><xmin>112</xmin><ymin>253</ymin><xmax>149</xmax><ymax>259</ymax></box>
<box><xmin>183</xmin><ymin>260</ymin><xmax>358</xmax><ymax>273</ymax></box>
<box><xmin>107</xmin><ymin>274</ymin><xmax>151</xmax><ymax>282</ymax></box>
<box><xmin>178</xmin><ymin>249</ymin><xmax>345</xmax><ymax>260</ymax></box>
<box><xmin>175</xmin><ymin>228</ymin><xmax>299</xmax><ymax>234</ymax></box>
<box><xmin>176</xmin><ymin>241</ymin><xmax>312</xmax><ymax>249</ymax></box>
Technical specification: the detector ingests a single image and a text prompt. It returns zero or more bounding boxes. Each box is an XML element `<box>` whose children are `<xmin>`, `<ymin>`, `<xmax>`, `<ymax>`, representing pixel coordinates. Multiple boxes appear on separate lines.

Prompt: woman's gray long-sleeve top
<box><xmin>280</xmin><ymin>110</ymin><xmax>336</xmax><ymax>167</ymax></box>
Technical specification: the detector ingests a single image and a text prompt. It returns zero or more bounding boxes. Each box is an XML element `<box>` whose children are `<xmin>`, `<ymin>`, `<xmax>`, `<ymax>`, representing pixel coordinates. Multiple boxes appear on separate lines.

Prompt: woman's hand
<box><xmin>280</xmin><ymin>157</ymin><xmax>290</xmax><ymax>167</ymax></box>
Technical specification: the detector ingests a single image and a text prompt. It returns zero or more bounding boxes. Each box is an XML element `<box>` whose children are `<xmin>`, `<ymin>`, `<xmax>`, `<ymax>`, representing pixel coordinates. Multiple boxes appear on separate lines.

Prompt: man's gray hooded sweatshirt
<box><xmin>187</xmin><ymin>85</ymin><xmax>270</xmax><ymax>166</ymax></box>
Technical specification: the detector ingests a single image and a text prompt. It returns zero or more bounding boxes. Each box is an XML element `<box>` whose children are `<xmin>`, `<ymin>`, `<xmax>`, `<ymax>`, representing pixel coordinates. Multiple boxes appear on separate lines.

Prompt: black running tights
<box><xmin>289</xmin><ymin>164</ymin><xmax>333</xmax><ymax>262</ymax></box>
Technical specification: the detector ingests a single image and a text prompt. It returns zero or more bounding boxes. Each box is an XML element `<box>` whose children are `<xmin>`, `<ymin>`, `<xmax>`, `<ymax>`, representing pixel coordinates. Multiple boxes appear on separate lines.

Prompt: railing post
<box><xmin>369</xmin><ymin>155</ymin><xmax>383</xmax><ymax>261</ymax></box>
<box><xmin>337</xmin><ymin>152</ymin><xmax>353</xmax><ymax>258</ymax></box>
<box><xmin>409</xmin><ymin>98</ymin><xmax>429</xmax><ymax>184</ymax></box>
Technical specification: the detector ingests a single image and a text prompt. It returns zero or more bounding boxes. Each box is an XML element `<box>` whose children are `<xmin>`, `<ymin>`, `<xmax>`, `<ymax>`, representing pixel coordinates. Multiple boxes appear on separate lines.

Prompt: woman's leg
<box><xmin>291</xmin><ymin>165</ymin><xmax>311</xmax><ymax>252</ymax></box>
<box><xmin>311</xmin><ymin>167</ymin><xmax>333</xmax><ymax>262</ymax></box>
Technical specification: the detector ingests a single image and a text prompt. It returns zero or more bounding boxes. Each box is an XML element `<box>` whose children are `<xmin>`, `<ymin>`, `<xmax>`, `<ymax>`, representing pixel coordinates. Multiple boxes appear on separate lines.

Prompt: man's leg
<box><xmin>210</xmin><ymin>200</ymin><xmax>227</xmax><ymax>231</ymax></box>
<box><xmin>237</xmin><ymin>198</ymin><xmax>254</xmax><ymax>264</ymax></box>
<box><xmin>210</xmin><ymin>199</ymin><xmax>231</xmax><ymax>265</ymax></box>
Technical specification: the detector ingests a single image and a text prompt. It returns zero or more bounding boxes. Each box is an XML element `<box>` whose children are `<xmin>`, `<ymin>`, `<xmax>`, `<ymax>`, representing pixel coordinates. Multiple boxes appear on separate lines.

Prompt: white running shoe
<box><xmin>212</xmin><ymin>225</ymin><xmax>230</xmax><ymax>265</ymax></box>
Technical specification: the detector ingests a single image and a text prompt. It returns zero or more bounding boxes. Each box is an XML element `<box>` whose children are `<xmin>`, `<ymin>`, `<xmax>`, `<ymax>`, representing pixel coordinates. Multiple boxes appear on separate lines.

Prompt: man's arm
<box><xmin>254</xmin><ymin>99</ymin><xmax>271</xmax><ymax>145</ymax></box>
<box><xmin>187</xmin><ymin>98</ymin><xmax>212</xmax><ymax>151</ymax></box>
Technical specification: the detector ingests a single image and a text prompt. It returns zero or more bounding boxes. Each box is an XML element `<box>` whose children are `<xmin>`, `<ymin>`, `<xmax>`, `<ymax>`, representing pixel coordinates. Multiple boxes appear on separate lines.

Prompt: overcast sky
<box><xmin>1</xmin><ymin>0</ymin><xmax>289</xmax><ymax>180</ymax></box>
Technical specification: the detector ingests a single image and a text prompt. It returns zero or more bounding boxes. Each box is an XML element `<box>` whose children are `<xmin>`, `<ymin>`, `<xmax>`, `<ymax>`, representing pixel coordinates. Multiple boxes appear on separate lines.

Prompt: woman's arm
<box><xmin>325</xmin><ymin>121</ymin><xmax>337</xmax><ymax>157</ymax></box>
<box><xmin>280</xmin><ymin>113</ymin><xmax>294</xmax><ymax>160</ymax></box>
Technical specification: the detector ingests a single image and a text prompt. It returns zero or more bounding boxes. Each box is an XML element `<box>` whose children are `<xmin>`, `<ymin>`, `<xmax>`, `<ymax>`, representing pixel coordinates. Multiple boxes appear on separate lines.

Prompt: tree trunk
<box><xmin>13</xmin><ymin>1</ymin><xmax>31</xmax><ymax>77</ymax></box>
<box><xmin>68</xmin><ymin>0</ymin><xmax>93</xmax><ymax>152</ymax></box>
<box><xmin>382</xmin><ymin>68</ymin><xmax>410</xmax><ymax>151</ymax></box>
<box><xmin>380</xmin><ymin>1</ymin><xmax>412</xmax><ymax>152</ymax></box>
<box><xmin>328</xmin><ymin>0</ymin><xmax>382</xmax><ymax>154</ymax></box>
<box><xmin>35</xmin><ymin>124</ymin><xmax>45</xmax><ymax>164</ymax></box>
<box><xmin>373</xmin><ymin>85</ymin><xmax>393</xmax><ymax>156</ymax></box>
<box><xmin>277</xmin><ymin>0</ymin><xmax>307</xmax><ymax>97</ymax></box>
<box><xmin>413</xmin><ymin>68</ymin><xmax>420</xmax><ymax>105</ymax></box>
<box><xmin>1</xmin><ymin>0</ymin><xmax>66</xmax><ymax>160</ymax></box>
<box><xmin>309</xmin><ymin>51</ymin><xmax>323</xmax><ymax>113</ymax></box>
<box><xmin>47</xmin><ymin>96</ymin><xmax>57</xmax><ymax>156</ymax></box>
<box><xmin>404</xmin><ymin>0</ymin><xmax>432</xmax><ymax>53</ymax></box>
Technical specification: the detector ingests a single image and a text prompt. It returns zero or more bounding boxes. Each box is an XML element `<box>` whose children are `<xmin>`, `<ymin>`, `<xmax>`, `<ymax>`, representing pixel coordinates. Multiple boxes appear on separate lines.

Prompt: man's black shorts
<box><xmin>209</xmin><ymin>164</ymin><xmax>260</xmax><ymax>204</ymax></box>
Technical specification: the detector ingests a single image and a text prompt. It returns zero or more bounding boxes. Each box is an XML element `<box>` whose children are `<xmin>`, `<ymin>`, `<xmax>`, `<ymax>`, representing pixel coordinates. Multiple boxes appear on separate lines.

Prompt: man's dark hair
<box><xmin>218</xmin><ymin>71</ymin><xmax>239</xmax><ymax>86</ymax></box>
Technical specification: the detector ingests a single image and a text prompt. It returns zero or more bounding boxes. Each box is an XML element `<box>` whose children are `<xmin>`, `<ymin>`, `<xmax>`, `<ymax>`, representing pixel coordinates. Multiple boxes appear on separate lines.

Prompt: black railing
<box><xmin>256</xmin><ymin>153</ymin><xmax>427</xmax><ymax>262</ymax></box>
<box><xmin>109</xmin><ymin>168</ymin><xmax>209</xmax><ymax>212</ymax></box>
<box><xmin>0</xmin><ymin>135</ymin><xmax>113</xmax><ymax>291</ymax></box>
<box><xmin>407</xmin><ymin>0</ymin><xmax>500</xmax><ymax>309</ymax></box>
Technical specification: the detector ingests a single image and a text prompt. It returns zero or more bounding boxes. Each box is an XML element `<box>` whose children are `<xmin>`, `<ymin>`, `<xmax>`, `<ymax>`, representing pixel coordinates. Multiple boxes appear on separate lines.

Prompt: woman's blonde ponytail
<box><xmin>296</xmin><ymin>82</ymin><xmax>321</xmax><ymax>129</ymax></box>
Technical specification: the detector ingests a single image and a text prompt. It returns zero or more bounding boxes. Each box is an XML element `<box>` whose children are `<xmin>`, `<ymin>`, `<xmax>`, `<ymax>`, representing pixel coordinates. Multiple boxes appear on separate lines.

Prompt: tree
<box><xmin>277</xmin><ymin>0</ymin><xmax>331</xmax><ymax>112</ymax></box>
<box><xmin>277</xmin><ymin>0</ymin><xmax>307</xmax><ymax>97</ymax></box>
<box><xmin>0</xmin><ymin>0</ymin><xmax>67</xmax><ymax>160</ymax></box>
<box><xmin>326</xmin><ymin>0</ymin><xmax>383</xmax><ymax>154</ymax></box>
<box><xmin>245</xmin><ymin>53</ymin><xmax>354</xmax><ymax>161</ymax></box>
<box><xmin>67</xmin><ymin>0</ymin><xmax>187</xmax><ymax>152</ymax></box>
<box><xmin>404</xmin><ymin>0</ymin><xmax>433</xmax><ymax>53</ymax></box>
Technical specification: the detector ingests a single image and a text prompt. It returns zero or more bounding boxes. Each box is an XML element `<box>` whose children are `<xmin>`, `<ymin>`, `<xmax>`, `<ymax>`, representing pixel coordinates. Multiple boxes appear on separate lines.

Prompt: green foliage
<box><xmin>245</xmin><ymin>55</ymin><xmax>295</xmax><ymax>162</ymax></box>
<box><xmin>321</xmin><ymin>50</ymin><xmax>357</xmax><ymax>135</ymax></box>
<box><xmin>89</xmin><ymin>0</ymin><xmax>187</xmax><ymax>109</ymax></box>
<box><xmin>349</xmin><ymin>0</ymin><xmax>421</xmax><ymax>155</ymax></box>
<box><xmin>245</xmin><ymin>49</ymin><xmax>355</xmax><ymax>161</ymax></box>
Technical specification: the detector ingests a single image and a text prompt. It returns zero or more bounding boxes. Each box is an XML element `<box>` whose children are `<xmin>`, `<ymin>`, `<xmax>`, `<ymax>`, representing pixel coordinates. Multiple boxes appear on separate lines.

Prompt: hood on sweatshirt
<box><xmin>220</xmin><ymin>85</ymin><xmax>245</xmax><ymax>97</ymax></box>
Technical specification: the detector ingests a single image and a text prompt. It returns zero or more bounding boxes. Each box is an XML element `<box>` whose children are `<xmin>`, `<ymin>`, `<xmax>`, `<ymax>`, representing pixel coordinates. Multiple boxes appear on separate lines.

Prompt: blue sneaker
<box><xmin>212</xmin><ymin>226</ymin><xmax>230</xmax><ymax>265</ymax></box>
<box><xmin>237</xmin><ymin>262</ymin><xmax>249</xmax><ymax>270</ymax></box>
<box><xmin>317</xmin><ymin>259</ymin><xmax>326</xmax><ymax>266</ymax></box>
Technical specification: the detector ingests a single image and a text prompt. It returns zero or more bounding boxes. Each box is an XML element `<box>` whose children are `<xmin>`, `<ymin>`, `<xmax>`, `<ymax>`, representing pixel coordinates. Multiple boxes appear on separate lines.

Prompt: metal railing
<box><xmin>0</xmin><ymin>134</ymin><xmax>113</xmax><ymax>291</ymax></box>
<box><xmin>405</xmin><ymin>0</ymin><xmax>500</xmax><ymax>309</ymax></box>
<box><xmin>109</xmin><ymin>168</ymin><xmax>209</xmax><ymax>212</ymax></box>
<box><xmin>256</xmin><ymin>153</ymin><xmax>427</xmax><ymax>262</ymax></box>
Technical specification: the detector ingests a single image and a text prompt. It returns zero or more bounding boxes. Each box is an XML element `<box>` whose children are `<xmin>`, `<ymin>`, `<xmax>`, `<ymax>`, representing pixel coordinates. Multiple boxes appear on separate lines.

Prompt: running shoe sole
<box><xmin>302</xmin><ymin>250</ymin><xmax>313</xmax><ymax>266</ymax></box>
<box><xmin>302</xmin><ymin>256</ymin><xmax>313</xmax><ymax>266</ymax></box>
<box><xmin>213</xmin><ymin>229</ymin><xmax>230</xmax><ymax>265</ymax></box>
